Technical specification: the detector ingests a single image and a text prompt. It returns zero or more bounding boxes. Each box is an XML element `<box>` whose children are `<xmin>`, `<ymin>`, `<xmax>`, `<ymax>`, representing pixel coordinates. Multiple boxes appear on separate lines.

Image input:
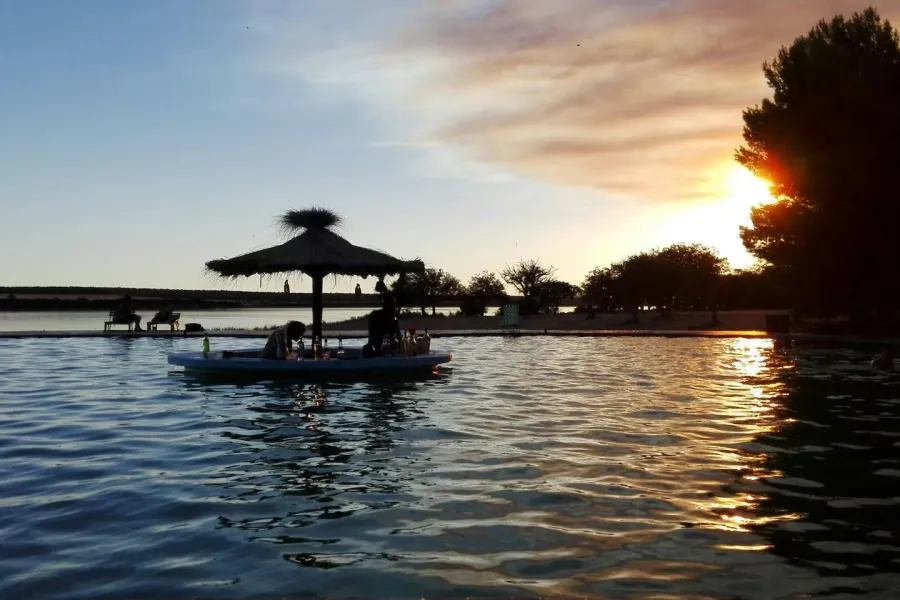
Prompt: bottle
<box><xmin>337</xmin><ymin>335</ymin><xmax>344</xmax><ymax>357</ymax></box>
<box><xmin>298</xmin><ymin>338</ymin><xmax>305</xmax><ymax>361</ymax></box>
<box><xmin>424</xmin><ymin>329</ymin><xmax>431</xmax><ymax>353</ymax></box>
<box><xmin>202</xmin><ymin>335</ymin><xmax>210</xmax><ymax>358</ymax></box>
<box><xmin>398</xmin><ymin>332</ymin><xmax>407</xmax><ymax>356</ymax></box>
<box><xmin>313</xmin><ymin>337</ymin><xmax>321</xmax><ymax>360</ymax></box>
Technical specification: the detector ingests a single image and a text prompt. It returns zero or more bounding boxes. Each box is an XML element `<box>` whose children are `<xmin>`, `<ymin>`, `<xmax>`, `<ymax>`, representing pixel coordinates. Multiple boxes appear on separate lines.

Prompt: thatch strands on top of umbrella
<box><xmin>205</xmin><ymin>207</ymin><xmax>424</xmax><ymax>342</ymax></box>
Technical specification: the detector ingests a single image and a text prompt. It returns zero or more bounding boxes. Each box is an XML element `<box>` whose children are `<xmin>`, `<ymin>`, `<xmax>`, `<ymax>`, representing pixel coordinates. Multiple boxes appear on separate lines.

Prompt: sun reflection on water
<box><xmin>703</xmin><ymin>338</ymin><xmax>800</xmax><ymax>536</ymax></box>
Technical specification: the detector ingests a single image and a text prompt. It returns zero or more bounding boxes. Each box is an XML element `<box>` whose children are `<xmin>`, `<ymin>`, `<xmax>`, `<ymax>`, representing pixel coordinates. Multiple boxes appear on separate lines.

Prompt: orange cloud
<box><xmin>386</xmin><ymin>0</ymin><xmax>900</xmax><ymax>202</ymax></box>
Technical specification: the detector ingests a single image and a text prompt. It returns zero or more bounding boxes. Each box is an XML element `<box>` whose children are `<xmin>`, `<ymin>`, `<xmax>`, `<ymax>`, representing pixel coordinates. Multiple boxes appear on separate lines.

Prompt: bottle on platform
<box><xmin>202</xmin><ymin>336</ymin><xmax>210</xmax><ymax>358</ymax></box>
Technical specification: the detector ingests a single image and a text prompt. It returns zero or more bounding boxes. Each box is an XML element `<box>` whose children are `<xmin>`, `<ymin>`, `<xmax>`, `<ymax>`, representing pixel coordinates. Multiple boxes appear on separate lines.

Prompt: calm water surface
<box><xmin>0</xmin><ymin>306</ymin><xmax>576</xmax><ymax>332</ymax></box>
<box><xmin>0</xmin><ymin>337</ymin><xmax>899</xmax><ymax>599</ymax></box>
<box><xmin>0</xmin><ymin>308</ymin><xmax>377</xmax><ymax>332</ymax></box>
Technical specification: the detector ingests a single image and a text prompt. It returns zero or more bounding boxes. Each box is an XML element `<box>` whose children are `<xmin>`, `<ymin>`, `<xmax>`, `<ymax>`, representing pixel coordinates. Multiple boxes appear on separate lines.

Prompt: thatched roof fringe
<box><xmin>205</xmin><ymin>227</ymin><xmax>424</xmax><ymax>279</ymax></box>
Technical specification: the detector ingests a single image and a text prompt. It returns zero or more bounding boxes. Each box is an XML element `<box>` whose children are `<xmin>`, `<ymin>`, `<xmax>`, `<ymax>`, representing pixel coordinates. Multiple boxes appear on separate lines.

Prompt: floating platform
<box><xmin>167</xmin><ymin>346</ymin><xmax>453</xmax><ymax>376</ymax></box>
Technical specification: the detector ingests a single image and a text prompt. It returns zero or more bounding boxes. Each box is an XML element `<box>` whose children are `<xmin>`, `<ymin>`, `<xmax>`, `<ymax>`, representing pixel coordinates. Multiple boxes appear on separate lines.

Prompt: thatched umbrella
<box><xmin>205</xmin><ymin>208</ymin><xmax>424</xmax><ymax>342</ymax></box>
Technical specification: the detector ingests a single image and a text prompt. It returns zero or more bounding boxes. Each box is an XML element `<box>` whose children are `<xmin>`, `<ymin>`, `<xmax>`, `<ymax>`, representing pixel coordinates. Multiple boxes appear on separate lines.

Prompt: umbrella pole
<box><xmin>312</xmin><ymin>273</ymin><xmax>324</xmax><ymax>344</ymax></box>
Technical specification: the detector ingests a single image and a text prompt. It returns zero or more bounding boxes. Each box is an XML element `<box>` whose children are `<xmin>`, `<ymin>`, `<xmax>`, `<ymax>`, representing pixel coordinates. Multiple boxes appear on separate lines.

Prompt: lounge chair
<box><xmin>104</xmin><ymin>310</ymin><xmax>137</xmax><ymax>331</ymax></box>
<box><xmin>147</xmin><ymin>310</ymin><xmax>181</xmax><ymax>331</ymax></box>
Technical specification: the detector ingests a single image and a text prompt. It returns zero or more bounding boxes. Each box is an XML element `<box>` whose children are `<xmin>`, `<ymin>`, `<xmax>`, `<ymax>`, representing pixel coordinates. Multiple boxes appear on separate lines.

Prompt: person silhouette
<box><xmin>362</xmin><ymin>293</ymin><xmax>400</xmax><ymax>358</ymax></box>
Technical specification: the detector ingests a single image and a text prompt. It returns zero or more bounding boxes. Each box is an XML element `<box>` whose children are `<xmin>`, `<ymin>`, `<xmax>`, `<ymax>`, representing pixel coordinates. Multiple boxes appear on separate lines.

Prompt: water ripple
<box><xmin>1</xmin><ymin>336</ymin><xmax>899</xmax><ymax>598</ymax></box>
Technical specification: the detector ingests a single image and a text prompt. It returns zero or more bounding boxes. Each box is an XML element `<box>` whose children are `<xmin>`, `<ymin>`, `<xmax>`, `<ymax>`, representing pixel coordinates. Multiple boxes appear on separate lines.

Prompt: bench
<box><xmin>104</xmin><ymin>310</ymin><xmax>135</xmax><ymax>332</ymax></box>
<box><xmin>147</xmin><ymin>312</ymin><xmax>181</xmax><ymax>331</ymax></box>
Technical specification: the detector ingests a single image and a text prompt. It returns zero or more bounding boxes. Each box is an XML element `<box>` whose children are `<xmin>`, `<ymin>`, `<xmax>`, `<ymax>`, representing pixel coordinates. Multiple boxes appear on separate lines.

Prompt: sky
<box><xmin>2</xmin><ymin>0</ymin><xmax>898</xmax><ymax>294</ymax></box>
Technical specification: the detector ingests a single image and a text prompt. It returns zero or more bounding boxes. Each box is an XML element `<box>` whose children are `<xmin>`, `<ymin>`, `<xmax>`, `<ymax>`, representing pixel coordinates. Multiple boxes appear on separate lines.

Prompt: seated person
<box><xmin>261</xmin><ymin>320</ymin><xmax>306</xmax><ymax>360</ymax></box>
<box><xmin>362</xmin><ymin>293</ymin><xmax>400</xmax><ymax>357</ymax></box>
<box><xmin>113</xmin><ymin>295</ymin><xmax>143</xmax><ymax>331</ymax></box>
<box><xmin>152</xmin><ymin>305</ymin><xmax>175</xmax><ymax>322</ymax></box>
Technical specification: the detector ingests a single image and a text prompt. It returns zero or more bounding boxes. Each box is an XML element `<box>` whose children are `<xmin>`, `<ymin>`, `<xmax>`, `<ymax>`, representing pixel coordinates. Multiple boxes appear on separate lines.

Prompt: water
<box><xmin>0</xmin><ymin>306</ymin><xmax>576</xmax><ymax>332</ymax></box>
<box><xmin>0</xmin><ymin>308</ymin><xmax>377</xmax><ymax>332</ymax></box>
<box><xmin>1</xmin><ymin>336</ymin><xmax>898</xmax><ymax>599</ymax></box>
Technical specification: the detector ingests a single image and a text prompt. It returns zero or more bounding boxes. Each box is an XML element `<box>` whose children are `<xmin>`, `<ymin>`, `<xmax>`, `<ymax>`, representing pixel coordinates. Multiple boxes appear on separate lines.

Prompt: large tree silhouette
<box><xmin>501</xmin><ymin>259</ymin><xmax>556</xmax><ymax>314</ymax></box>
<box><xmin>736</xmin><ymin>7</ymin><xmax>900</xmax><ymax>320</ymax></box>
<box><xmin>392</xmin><ymin>268</ymin><xmax>463</xmax><ymax>316</ymax></box>
<box><xmin>583</xmin><ymin>244</ymin><xmax>726</xmax><ymax>323</ymax></box>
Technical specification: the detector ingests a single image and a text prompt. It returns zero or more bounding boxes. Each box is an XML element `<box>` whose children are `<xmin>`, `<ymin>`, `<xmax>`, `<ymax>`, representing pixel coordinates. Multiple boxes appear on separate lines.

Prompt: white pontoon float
<box><xmin>167</xmin><ymin>346</ymin><xmax>452</xmax><ymax>376</ymax></box>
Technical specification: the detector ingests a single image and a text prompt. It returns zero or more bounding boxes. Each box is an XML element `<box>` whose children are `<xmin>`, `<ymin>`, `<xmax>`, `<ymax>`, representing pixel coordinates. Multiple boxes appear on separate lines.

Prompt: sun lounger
<box><xmin>147</xmin><ymin>312</ymin><xmax>181</xmax><ymax>331</ymax></box>
<box><xmin>104</xmin><ymin>310</ymin><xmax>136</xmax><ymax>331</ymax></box>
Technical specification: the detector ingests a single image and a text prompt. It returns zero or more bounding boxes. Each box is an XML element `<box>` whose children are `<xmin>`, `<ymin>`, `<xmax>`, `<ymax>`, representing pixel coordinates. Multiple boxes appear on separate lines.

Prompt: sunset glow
<box><xmin>656</xmin><ymin>165</ymin><xmax>778</xmax><ymax>269</ymax></box>
<box><xmin>2</xmin><ymin>0</ymin><xmax>891</xmax><ymax>290</ymax></box>
<box><xmin>725</xmin><ymin>165</ymin><xmax>777</xmax><ymax>216</ymax></box>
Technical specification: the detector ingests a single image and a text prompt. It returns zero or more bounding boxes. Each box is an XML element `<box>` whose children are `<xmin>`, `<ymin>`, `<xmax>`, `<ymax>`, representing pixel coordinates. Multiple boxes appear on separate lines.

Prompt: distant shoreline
<box><xmin>319</xmin><ymin>309</ymin><xmax>788</xmax><ymax>333</ymax></box>
<box><xmin>0</xmin><ymin>286</ymin><xmax>486</xmax><ymax>312</ymax></box>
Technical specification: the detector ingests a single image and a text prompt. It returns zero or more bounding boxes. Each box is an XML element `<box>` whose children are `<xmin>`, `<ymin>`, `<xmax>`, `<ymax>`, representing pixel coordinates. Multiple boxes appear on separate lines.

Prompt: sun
<box><xmin>725</xmin><ymin>165</ymin><xmax>777</xmax><ymax>215</ymax></box>
<box><xmin>654</xmin><ymin>165</ymin><xmax>779</xmax><ymax>270</ymax></box>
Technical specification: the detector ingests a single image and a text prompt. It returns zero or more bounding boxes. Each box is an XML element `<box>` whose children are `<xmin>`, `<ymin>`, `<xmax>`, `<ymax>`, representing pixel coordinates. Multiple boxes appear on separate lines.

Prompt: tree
<box><xmin>466</xmin><ymin>271</ymin><xmax>506</xmax><ymax>316</ymax></box>
<box><xmin>736</xmin><ymin>7</ymin><xmax>900</xmax><ymax>320</ymax></box>
<box><xmin>501</xmin><ymin>259</ymin><xmax>555</xmax><ymax>314</ymax></box>
<box><xmin>581</xmin><ymin>267</ymin><xmax>616</xmax><ymax>313</ymax></box>
<box><xmin>588</xmin><ymin>243</ymin><xmax>727</xmax><ymax>323</ymax></box>
<box><xmin>655</xmin><ymin>243</ymin><xmax>728</xmax><ymax>322</ymax></box>
<box><xmin>539</xmin><ymin>280</ymin><xmax>579</xmax><ymax>314</ymax></box>
<box><xmin>398</xmin><ymin>268</ymin><xmax>462</xmax><ymax>316</ymax></box>
<box><xmin>608</xmin><ymin>252</ymin><xmax>660</xmax><ymax>323</ymax></box>
<box><xmin>718</xmin><ymin>267</ymin><xmax>792</xmax><ymax>310</ymax></box>
<box><xmin>440</xmin><ymin>273</ymin><xmax>465</xmax><ymax>299</ymax></box>
<box><xmin>390</xmin><ymin>273</ymin><xmax>414</xmax><ymax>314</ymax></box>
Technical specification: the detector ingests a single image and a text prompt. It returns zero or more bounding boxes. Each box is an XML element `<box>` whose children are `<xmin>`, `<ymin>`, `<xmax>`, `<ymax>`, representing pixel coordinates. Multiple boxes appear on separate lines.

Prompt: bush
<box><xmin>517</xmin><ymin>297</ymin><xmax>542</xmax><ymax>316</ymax></box>
<box><xmin>458</xmin><ymin>295</ymin><xmax>485</xmax><ymax>316</ymax></box>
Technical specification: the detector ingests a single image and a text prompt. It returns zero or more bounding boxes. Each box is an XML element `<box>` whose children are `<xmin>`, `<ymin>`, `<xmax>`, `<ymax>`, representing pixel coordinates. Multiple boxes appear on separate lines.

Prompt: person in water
<box><xmin>262</xmin><ymin>320</ymin><xmax>306</xmax><ymax>360</ymax></box>
<box><xmin>872</xmin><ymin>349</ymin><xmax>894</xmax><ymax>371</ymax></box>
<box><xmin>363</xmin><ymin>293</ymin><xmax>400</xmax><ymax>357</ymax></box>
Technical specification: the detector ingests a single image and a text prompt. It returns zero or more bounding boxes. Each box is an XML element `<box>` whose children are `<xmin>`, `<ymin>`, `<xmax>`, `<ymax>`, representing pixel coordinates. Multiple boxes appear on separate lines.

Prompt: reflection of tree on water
<box><xmin>723</xmin><ymin>347</ymin><xmax>900</xmax><ymax>579</ymax></box>
<box><xmin>209</xmin><ymin>375</ymin><xmax>449</xmax><ymax>561</ymax></box>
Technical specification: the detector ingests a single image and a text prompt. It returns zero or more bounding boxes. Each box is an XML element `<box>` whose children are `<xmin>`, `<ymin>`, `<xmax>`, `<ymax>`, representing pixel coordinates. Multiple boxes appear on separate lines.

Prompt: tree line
<box><xmin>388</xmin><ymin>242</ymin><xmax>788</xmax><ymax>322</ymax></box>
<box><xmin>387</xmin><ymin>260</ymin><xmax>579</xmax><ymax>318</ymax></box>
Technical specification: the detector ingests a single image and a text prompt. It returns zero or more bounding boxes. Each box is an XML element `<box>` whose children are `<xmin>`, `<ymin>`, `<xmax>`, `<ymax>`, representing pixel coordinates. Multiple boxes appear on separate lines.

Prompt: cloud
<box><xmin>376</xmin><ymin>0</ymin><xmax>900</xmax><ymax>202</ymax></box>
